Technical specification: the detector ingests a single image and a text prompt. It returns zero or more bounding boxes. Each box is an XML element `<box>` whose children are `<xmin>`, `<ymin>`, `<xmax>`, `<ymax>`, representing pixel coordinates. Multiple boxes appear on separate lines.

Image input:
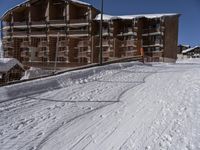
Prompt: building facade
<box><xmin>1</xmin><ymin>0</ymin><xmax>180</xmax><ymax>69</ymax></box>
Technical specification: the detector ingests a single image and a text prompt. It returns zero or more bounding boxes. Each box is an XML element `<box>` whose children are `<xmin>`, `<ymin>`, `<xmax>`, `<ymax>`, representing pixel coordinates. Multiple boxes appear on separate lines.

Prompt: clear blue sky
<box><xmin>0</xmin><ymin>0</ymin><xmax>199</xmax><ymax>46</ymax></box>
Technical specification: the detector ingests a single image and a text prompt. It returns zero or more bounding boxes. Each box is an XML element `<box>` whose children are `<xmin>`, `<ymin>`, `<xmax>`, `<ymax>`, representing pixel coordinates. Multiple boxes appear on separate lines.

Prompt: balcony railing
<box><xmin>21</xmin><ymin>41</ymin><xmax>30</xmax><ymax>48</ymax></box>
<box><xmin>31</xmin><ymin>21</ymin><xmax>46</xmax><ymax>26</ymax></box>
<box><xmin>125</xmin><ymin>50</ymin><xmax>139</xmax><ymax>57</ymax></box>
<box><xmin>121</xmin><ymin>40</ymin><xmax>136</xmax><ymax>47</ymax></box>
<box><xmin>69</xmin><ymin>19</ymin><xmax>88</xmax><ymax>24</ymax></box>
<box><xmin>143</xmin><ymin>40</ymin><xmax>163</xmax><ymax>47</ymax></box>
<box><xmin>13</xmin><ymin>22</ymin><xmax>27</xmax><ymax>26</ymax></box>
<box><xmin>49</xmin><ymin>30</ymin><xmax>66</xmax><ymax>35</ymax></box>
<box><xmin>38</xmin><ymin>41</ymin><xmax>48</xmax><ymax>47</ymax></box>
<box><xmin>31</xmin><ymin>31</ymin><xmax>46</xmax><ymax>35</ymax></box>
<box><xmin>143</xmin><ymin>28</ymin><xmax>160</xmax><ymax>34</ymax></box>
<box><xmin>13</xmin><ymin>31</ymin><xmax>28</xmax><ymax>36</ymax></box>
<box><xmin>3</xmin><ymin>22</ymin><xmax>11</xmax><ymax>27</ymax></box>
<box><xmin>38</xmin><ymin>51</ymin><xmax>49</xmax><ymax>57</ymax></box>
<box><xmin>3</xmin><ymin>32</ymin><xmax>12</xmax><ymax>37</ymax></box>
<box><xmin>49</xmin><ymin>20</ymin><xmax>65</xmax><ymax>24</ymax></box>
<box><xmin>124</xmin><ymin>27</ymin><xmax>133</xmax><ymax>33</ymax></box>
<box><xmin>145</xmin><ymin>51</ymin><xmax>163</xmax><ymax>57</ymax></box>
<box><xmin>102</xmin><ymin>40</ymin><xmax>110</xmax><ymax>46</ymax></box>
<box><xmin>57</xmin><ymin>50</ymin><xmax>68</xmax><ymax>57</ymax></box>
<box><xmin>58</xmin><ymin>41</ymin><xmax>68</xmax><ymax>47</ymax></box>
<box><xmin>21</xmin><ymin>51</ymin><xmax>29</xmax><ymax>58</ymax></box>
<box><xmin>78</xmin><ymin>41</ymin><xmax>89</xmax><ymax>47</ymax></box>
<box><xmin>78</xmin><ymin>51</ymin><xmax>91</xmax><ymax>58</ymax></box>
<box><xmin>68</xmin><ymin>30</ymin><xmax>88</xmax><ymax>35</ymax></box>
<box><xmin>103</xmin><ymin>51</ymin><xmax>114</xmax><ymax>58</ymax></box>
<box><xmin>3</xmin><ymin>42</ymin><xmax>13</xmax><ymax>48</ymax></box>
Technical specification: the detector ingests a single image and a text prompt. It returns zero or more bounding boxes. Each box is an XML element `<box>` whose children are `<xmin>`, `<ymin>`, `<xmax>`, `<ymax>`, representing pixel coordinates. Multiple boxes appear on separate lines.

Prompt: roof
<box><xmin>0</xmin><ymin>58</ymin><xmax>24</xmax><ymax>73</ymax></box>
<box><xmin>179</xmin><ymin>44</ymin><xmax>190</xmax><ymax>48</ymax></box>
<box><xmin>1</xmin><ymin>0</ymin><xmax>93</xmax><ymax>20</ymax></box>
<box><xmin>182</xmin><ymin>46</ymin><xmax>200</xmax><ymax>54</ymax></box>
<box><xmin>95</xmin><ymin>13</ymin><xmax>180</xmax><ymax>21</ymax></box>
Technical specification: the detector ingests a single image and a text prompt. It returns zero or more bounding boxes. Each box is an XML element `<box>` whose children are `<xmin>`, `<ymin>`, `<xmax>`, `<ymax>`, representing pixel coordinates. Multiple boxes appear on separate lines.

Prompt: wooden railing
<box><xmin>69</xmin><ymin>19</ymin><xmax>88</xmax><ymax>24</ymax></box>
<box><xmin>78</xmin><ymin>51</ymin><xmax>91</xmax><ymax>58</ymax></box>
<box><xmin>68</xmin><ymin>30</ymin><xmax>88</xmax><ymax>35</ymax></box>
<box><xmin>58</xmin><ymin>41</ymin><xmax>68</xmax><ymax>47</ymax></box>
<box><xmin>57</xmin><ymin>50</ymin><xmax>68</xmax><ymax>57</ymax></box>
<box><xmin>38</xmin><ymin>51</ymin><xmax>49</xmax><ymax>57</ymax></box>
<box><xmin>49</xmin><ymin>20</ymin><xmax>65</xmax><ymax>24</ymax></box>
<box><xmin>78</xmin><ymin>41</ymin><xmax>89</xmax><ymax>47</ymax></box>
<box><xmin>20</xmin><ymin>41</ymin><xmax>30</xmax><ymax>48</ymax></box>
<box><xmin>13</xmin><ymin>22</ymin><xmax>27</xmax><ymax>26</ymax></box>
<box><xmin>38</xmin><ymin>41</ymin><xmax>48</xmax><ymax>47</ymax></box>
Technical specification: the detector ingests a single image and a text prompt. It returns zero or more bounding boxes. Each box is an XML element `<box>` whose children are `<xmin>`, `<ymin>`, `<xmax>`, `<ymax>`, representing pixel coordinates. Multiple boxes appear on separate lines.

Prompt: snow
<box><xmin>1</xmin><ymin>59</ymin><xmax>200</xmax><ymax>150</ymax></box>
<box><xmin>70</xmin><ymin>0</ymin><xmax>91</xmax><ymax>6</ymax></box>
<box><xmin>95</xmin><ymin>13</ymin><xmax>179</xmax><ymax>21</ymax></box>
<box><xmin>182</xmin><ymin>46</ymin><xmax>200</xmax><ymax>54</ymax></box>
<box><xmin>21</xmin><ymin>67</ymin><xmax>54</xmax><ymax>80</ymax></box>
<box><xmin>0</xmin><ymin>58</ymin><xmax>24</xmax><ymax>73</ymax></box>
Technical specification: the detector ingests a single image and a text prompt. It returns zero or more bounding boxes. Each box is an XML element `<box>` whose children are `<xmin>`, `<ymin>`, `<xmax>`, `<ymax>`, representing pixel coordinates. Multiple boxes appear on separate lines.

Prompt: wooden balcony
<box><xmin>78</xmin><ymin>40</ymin><xmax>89</xmax><ymax>47</ymax></box>
<box><xmin>125</xmin><ymin>50</ymin><xmax>139</xmax><ymax>57</ymax></box>
<box><xmin>38</xmin><ymin>50</ymin><xmax>49</xmax><ymax>58</ymax></box>
<box><xmin>31</xmin><ymin>31</ymin><xmax>46</xmax><ymax>36</ymax></box>
<box><xmin>69</xmin><ymin>19</ymin><xmax>88</xmax><ymax>24</ymax></box>
<box><xmin>102</xmin><ymin>40</ymin><xmax>110</xmax><ymax>46</ymax></box>
<box><xmin>4</xmin><ymin>50</ymin><xmax>12</xmax><ymax>57</ymax></box>
<box><xmin>68</xmin><ymin>30</ymin><xmax>88</xmax><ymax>35</ymax></box>
<box><xmin>103</xmin><ymin>51</ymin><xmax>114</xmax><ymax>58</ymax></box>
<box><xmin>57</xmin><ymin>50</ymin><xmax>68</xmax><ymax>57</ymax></box>
<box><xmin>49</xmin><ymin>20</ymin><xmax>65</xmax><ymax>24</ymax></box>
<box><xmin>143</xmin><ymin>28</ymin><xmax>160</xmax><ymax>34</ymax></box>
<box><xmin>13</xmin><ymin>22</ymin><xmax>27</xmax><ymax>26</ymax></box>
<box><xmin>38</xmin><ymin>41</ymin><xmax>48</xmax><ymax>47</ymax></box>
<box><xmin>121</xmin><ymin>40</ymin><xmax>136</xmax><ymax>47</ymax></box>
<box><xmin>3</xmin><ymin>41</ymin><xmax>13</xmax><ymax>48</ymax></box>
<box><xmin>77</xmin><ymin>51</ymin><xmax>91</xmax><ymax>58</ymax></box>
<box><xmin>31</xmin><ymin>21</ymin><xmax>46</xmax><ymax>26</ymax></box>
<box><xmin>21</xmin><ymin>51</ymin><xmax>29</xmax><ymax>58</ymax></box>
<box><xmin>49</xmin><ymin>30</ymin><xmax>66</xmax><ymax>35</ymax></box>
<box><xmin>3</xmin><ymin>22</ymin><xmax>10</xmax><ymax>27</ymax></box>
<box><xmin>13</xmin><ymin>31</ymin><xmax>28</xmax><ymax>36</ymax></box>
<box><xmin>20</xmin><ymin>41</ymin><xmax>30</xmax><ymax>48</ymax></box>
<box><xmin>143</xmin><ymin>40</ymin><xmax>164</xmax><ymax>47</ymax></box>
<box><xmin>145</xmin><ymin>51</ymin><xmax>163</xmax><ymax>57</ymax></box>
<box><xmin>58</xmin><ymin>41</ymin><xmax>68</xmax><ymax>47</ymax></box>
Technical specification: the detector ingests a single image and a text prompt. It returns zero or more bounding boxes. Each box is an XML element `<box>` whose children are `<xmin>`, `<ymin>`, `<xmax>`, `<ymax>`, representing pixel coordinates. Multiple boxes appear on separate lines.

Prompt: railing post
<box><xmin>99</xmin><ymin>0</ymin><xmax>104</xmax><ymax>65</ymax></box>
<box><xmin>54</xmin><ymin>32</ymin><xmax>59</xmax><ymax>73</ymax></box>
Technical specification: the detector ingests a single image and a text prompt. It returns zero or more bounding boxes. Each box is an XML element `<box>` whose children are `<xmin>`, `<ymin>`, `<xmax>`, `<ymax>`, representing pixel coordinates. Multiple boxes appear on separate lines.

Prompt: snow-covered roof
<box><xmin>179</xmin><ymin>44</ymin><xmax>190</xmax><ymax>48</ymax></box>
<box><xmin>182</xmin><ymin>46</ymin><xmax>200</xmax><ymax>54</ymax></box>
<box><xmin>70</xmin><ymin>0</ymin><xmax>91</xmax><ymax>6</ymax></box>
<box><xmin>1</xmin><ymin>0</ymin><xmax>92</xmax><ymax>20</ymax></box>
<box><xmin>95</xmin><ymin>13</ymin><xmax>180</xmax><ymax>21</ymax></box>
<box><xmin>0</xmin><ymin>58</ymin><xmax>24</xmax><ymax>73</ymax></box>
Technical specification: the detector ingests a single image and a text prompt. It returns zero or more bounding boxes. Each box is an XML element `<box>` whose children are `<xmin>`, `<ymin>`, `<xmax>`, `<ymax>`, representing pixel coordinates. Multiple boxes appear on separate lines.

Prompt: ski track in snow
<box><xmin>1</xmin><ymin>60</ymin><xmax>200</xmax><ymax>150</ymax></box>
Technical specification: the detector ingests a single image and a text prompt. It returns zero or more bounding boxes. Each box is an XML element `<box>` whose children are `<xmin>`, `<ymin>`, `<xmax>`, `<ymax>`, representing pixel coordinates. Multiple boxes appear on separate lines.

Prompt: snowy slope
<box><xmin>0</xmin><ymin>59</ymin><xmax>200</xmax><ymax>150</ymax></box>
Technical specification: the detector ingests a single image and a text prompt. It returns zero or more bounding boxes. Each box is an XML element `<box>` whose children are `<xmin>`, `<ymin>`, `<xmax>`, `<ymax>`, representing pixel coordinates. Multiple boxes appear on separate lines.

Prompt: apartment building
<box><xmin>1</xmin><ymin>0</ymin><xmax>180</xmax><ymax>69</ymax></box>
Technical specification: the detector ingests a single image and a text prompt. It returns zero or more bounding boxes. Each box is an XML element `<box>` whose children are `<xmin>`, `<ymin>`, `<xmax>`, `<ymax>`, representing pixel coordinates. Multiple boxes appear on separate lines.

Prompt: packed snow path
<box><xmin>1</xmin><ymin>59</ymin><xmax>200</xmax><ymax>150</ymax></box>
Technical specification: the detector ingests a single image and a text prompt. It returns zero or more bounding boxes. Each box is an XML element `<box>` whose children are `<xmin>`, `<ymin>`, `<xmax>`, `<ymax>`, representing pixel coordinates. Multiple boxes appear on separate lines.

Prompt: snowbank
<box><xmin>0</xmin><ymin>62</ymin><xmax>142</xmax><ymax>102</ymax></box>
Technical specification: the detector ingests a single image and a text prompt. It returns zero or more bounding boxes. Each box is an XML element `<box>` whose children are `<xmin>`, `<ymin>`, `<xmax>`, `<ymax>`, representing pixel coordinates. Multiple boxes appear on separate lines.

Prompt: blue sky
<box><xmin>0</xmin><ymin>0</ymin><xmax>199</xmax><ymax>46</ymax></box>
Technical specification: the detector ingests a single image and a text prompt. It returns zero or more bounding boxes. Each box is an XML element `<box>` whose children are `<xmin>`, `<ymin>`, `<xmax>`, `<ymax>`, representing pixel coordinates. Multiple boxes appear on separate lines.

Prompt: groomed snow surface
<box><xmin>1</xmin><ymin>59</ymin><xmax>200</xmax><ymax>150</ymax></box>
